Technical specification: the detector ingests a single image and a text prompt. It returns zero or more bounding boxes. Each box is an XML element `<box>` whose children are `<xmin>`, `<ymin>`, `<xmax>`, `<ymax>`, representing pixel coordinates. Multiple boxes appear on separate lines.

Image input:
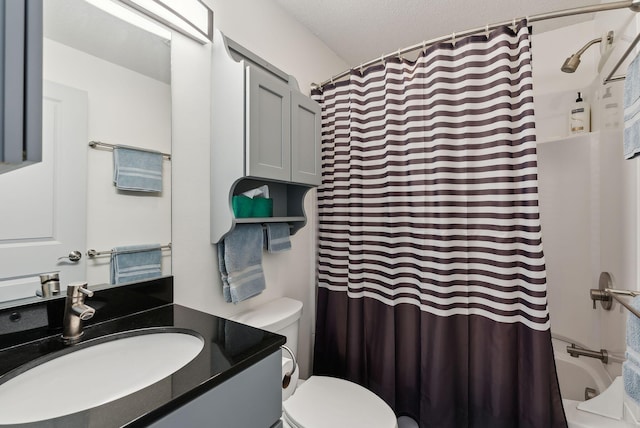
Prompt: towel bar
<box><xmin>603</xmin><ymin>29</ymin><xmax>640</xmax><ymax>84</ymax></box>
<box><xmin>605</xmin><ymin>288</ymin><xmax>640</xmax><ymax>320</ymax></box>
<box><xmin>262</xmin><ymin>223</ymin><xmax>294</xmax><ymax>229</ymax></box>
<box><xmin>87</xmin><ymin>243</ymin><xmax>172</xmax><ymax>258</ymax></box>
<box><xmin>88</xmin><ymin>141</ymin><xmax>171</xmax><ymax>160</ymax></box>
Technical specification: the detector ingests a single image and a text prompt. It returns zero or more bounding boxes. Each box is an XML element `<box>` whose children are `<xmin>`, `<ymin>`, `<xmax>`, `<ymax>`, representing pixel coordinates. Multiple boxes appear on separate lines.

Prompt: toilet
<box><xmin>229</xmin><ymin>297</ymin><xmax>398</xmax><ymax>428</ymax></box>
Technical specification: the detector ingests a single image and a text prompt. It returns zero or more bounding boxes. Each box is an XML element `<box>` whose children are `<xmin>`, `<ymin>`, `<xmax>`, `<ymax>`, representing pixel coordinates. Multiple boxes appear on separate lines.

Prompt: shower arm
<box><xmin>573</xmin><ymin>37</ymin><xmax>605</xmax><ymax>57</ymax></box>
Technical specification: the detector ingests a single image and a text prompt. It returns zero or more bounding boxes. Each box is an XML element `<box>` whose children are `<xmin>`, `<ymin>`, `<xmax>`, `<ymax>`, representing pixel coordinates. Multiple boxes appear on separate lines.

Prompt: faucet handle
<box><xmin>67</xmin><ymin>281</ymin><xmax>93</xmax><ymax>298</ymax></box>
<box><xmin>78</xmin><ymin>287</ymin><xmax>94</xmax><ymax>298</ymax></box>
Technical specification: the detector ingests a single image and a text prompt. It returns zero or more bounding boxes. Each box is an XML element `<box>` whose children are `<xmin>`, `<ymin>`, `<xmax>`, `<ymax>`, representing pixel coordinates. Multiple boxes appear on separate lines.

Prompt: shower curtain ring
<box><xmin>359</xmin><ymin>63</ymin><xmax>364</xmax><ymax>75</ymax></box>
<box><xmin>451</xmin><ymin>32</ymin><xmax>456</xmax><ymax>47</ymax></box>
<box><xmin>485</xmin><ymin>24</ymin><xmax>490</xmax><ymax>39</ymax></box>
<box><xmin>422</xmin><ymin>40</ymin><xmax>427</xmax><ymax>53</ymax></box>
<box><xmin>512</xmin><ymin>18</ymin><xmax>517</xmax><ymax>32</ymax></box>
<box><xmin>397</xmin><ymin>49</ymin><xmax>402</xmax><ymax>60</ymax></box>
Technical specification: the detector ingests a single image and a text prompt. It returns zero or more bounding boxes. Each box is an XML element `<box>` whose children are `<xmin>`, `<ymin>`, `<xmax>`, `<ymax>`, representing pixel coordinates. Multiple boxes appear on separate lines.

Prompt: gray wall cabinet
<box><xmin>211</xmin><ymin>29</ymin><xmax>321</xmax><ymax>243</ymax></box>
<box><xmin>0</xmin><ymin>0</ymin><xmax>42</xmax><ymax>174</ymax></box>
<box><xmin>246</xmin><ymin>66</ymin><xmax>292</xmax><ymax>183</ymax></box>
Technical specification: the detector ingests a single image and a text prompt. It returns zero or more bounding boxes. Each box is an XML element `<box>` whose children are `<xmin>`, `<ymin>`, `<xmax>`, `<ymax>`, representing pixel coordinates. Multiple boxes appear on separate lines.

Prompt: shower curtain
<box><xmin>312</xmin><ymin>21</ymin><xmax>566</xmax><ymax>428</ymax></box>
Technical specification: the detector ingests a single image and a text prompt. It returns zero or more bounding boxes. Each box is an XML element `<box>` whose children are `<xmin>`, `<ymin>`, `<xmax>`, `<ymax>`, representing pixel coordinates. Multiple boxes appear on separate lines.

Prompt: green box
<box><xmin>232</xmin><ymin>195</ymin><xmax>273</xmax><ymax>218</ymax></box>
<box><xmin>232</xmin><ymin>195</ymin><xmax>254</xmax><ymax>218</ymax></box>
<box><xmin>252</xmin><ymin>197</ymin><xmax>273</xmax><ymax>217</ymax></box>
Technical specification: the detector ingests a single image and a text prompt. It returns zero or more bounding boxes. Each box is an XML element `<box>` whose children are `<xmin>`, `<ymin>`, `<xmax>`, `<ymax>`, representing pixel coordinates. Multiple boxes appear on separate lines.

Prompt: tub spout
<box><xmin>566</xmin><ymin>343</ymin><xmax>609</xmax><ymax>364</ymax></box>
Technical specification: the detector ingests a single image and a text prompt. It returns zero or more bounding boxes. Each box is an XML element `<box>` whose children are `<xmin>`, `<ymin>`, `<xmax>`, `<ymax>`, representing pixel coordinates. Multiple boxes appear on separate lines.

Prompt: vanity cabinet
<box><xmin>211</xmin><ymin>29</ymin><xmax>321</xmax><ymax>243</ymax></box>
<box><xmin>149</xmin><ymin>350</ymin><xmax>282</xmax><ymax>428</ymax></box>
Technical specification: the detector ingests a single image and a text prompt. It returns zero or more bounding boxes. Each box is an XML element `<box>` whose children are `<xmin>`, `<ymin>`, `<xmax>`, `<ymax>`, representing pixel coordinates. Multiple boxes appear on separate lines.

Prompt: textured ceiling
<box><xmin>274</xmin><ymin>0</ymin><xmax>608</xmax><ymax>67</ymax></box>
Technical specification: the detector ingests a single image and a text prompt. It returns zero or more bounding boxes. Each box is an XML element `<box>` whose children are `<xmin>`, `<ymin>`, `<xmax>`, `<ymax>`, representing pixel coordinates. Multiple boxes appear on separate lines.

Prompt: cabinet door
<box><xmin>291</xmin><ymin>92</ymin><xmax>322</xmax><ymax>186</ymax></box>
<box><xmin>246</xmin><ymin>66</ymin><xmax>291</xmax><ymax>182</ymax></box>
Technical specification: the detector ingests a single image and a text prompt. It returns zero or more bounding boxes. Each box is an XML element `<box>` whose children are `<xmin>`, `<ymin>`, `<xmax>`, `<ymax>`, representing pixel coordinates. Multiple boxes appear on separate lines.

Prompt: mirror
<box><xmin>0</xmin><ymin>0</ymin><xmax>172</xmax><ymax>303</ymax></box>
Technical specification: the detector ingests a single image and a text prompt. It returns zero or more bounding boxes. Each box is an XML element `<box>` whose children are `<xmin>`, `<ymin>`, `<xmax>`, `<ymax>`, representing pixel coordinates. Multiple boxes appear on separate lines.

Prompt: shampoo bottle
<box><xmin>570</xmin><ymin>92</ymin><xmax>590</xmax><ymax>134</ymax></box>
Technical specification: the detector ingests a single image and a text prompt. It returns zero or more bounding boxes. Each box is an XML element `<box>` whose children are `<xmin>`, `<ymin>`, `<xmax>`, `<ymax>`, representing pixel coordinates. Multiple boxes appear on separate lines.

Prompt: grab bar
<box><xmin>603</xmin><ymin>30</ymin><xmax>640</xmax><ymax>84</ymax></box>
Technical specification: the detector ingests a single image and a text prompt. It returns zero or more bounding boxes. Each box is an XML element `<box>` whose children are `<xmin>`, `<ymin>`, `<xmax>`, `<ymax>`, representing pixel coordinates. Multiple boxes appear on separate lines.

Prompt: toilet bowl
<box><xmin>230</xmin><ymin>298</ymin><xmax>398</xmax><ymax>428</ymax></box>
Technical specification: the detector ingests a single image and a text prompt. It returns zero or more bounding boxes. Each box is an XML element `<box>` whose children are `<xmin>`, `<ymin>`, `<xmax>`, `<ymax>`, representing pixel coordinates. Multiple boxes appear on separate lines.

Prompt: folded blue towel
<box><xmin>624</xmin><ymin>53</ymin><xmax>640</xmax><ymax>159</ymax></box>
<box><xmin>265</xmin><ymin>223</ymin><xmax>291</xmax><ymax>253</ymax></box>
<box><xmin>627</xmin><ymin>296</ymin><xmax>640</xmax><ymax>353</ymax></box>
<box><xmin>218</xmin><ymin>224</ymin><xmax>266</xmax><ymax>303</ymax></box>
<box><xmin>217</xmin><ymin>240</ymin><xmax>232</xmax><ymax>303</ymax></box>
<box><xmin>624</xmin><ymin>360</ymin><xmax>640</xmax><ymax>404</ymax></box>
<box><xmin>113</xmin><ymin>146</ymin><xmax>163</xmax><ymax>192</ymax></box>
<box><xmin>110</xmin><ymin>244</ymin><xmax>162</xmax><ymax>285</ymax></box>
<box><xmin>628</xmin><ymin>348</ymin><xmax>640</xmax><ymax>366</ymax></box>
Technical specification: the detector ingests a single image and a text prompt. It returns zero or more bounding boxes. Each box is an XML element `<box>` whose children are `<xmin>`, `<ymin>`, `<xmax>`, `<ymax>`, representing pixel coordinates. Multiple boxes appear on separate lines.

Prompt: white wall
<box><xmin>43</xmin><ymin>38</ymin><xmax>172</xmax><ymax>286</ymax></box>
<box><xmin>171</xmin><ymin>0</ymin><xmax>348</xmax><ymax>379</ymax></box>
<box><xmin>594</xmin><ymin>7</ymin><xmax>639</xmax><ymax>378</ymax></box>
<box><xmin>533</xmin><ymin>6</ymin><xmax>639</xmax><ymax>378</ymax></box>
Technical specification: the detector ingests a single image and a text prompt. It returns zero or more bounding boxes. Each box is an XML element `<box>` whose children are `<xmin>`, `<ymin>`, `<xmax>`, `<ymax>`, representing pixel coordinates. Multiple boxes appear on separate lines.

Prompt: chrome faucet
<box><xmin>61</xmin><ymin>282</ymin><xmax>95</xmax><ymax>344</ymax></box>
<box><xmin>37</xmin><ymin>272</ymin><xmax>61</xmax><ymax>298</ymax></box>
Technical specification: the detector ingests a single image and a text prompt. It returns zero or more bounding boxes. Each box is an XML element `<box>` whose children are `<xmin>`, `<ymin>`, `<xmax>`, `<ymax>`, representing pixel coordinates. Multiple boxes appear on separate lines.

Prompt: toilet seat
<box><xmin>282</xmin><ymin>376</ymin><xmax>397</xmax><ymax>428</ymax></box>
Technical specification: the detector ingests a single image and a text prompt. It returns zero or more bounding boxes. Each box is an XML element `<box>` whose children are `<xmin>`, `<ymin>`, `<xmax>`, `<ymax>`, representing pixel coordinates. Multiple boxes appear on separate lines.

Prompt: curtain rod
<box><xmin>315</xmin><ymin>0</ymin><xmax>640</xmax><ymax>88</ymax></box>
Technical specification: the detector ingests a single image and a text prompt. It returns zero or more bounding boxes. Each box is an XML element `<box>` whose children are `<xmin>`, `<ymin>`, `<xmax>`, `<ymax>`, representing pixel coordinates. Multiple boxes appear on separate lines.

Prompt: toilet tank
<box><xmin>229</xmin><ymin>298</ymin><xmax>303</xmax><ymax>354</ymax></box>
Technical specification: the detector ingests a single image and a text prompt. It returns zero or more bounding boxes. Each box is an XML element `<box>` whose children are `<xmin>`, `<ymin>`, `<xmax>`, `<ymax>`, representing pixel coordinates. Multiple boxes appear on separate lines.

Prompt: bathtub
<box><xmin>552</xmin><ymin>336</ymin><xmax>636</xmax><ymax>427</ymax></box>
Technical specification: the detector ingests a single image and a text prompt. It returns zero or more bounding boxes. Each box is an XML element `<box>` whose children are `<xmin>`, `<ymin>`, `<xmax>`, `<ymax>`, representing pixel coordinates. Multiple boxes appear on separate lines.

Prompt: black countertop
<box><xmin>0</xmin><ymin>277</ymin><xmax>285</xmax><ymax>427</ymax></box>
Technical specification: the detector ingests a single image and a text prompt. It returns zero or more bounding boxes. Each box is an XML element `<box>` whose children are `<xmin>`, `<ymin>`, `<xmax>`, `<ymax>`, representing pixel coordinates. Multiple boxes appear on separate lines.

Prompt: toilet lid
<box><xmin>282</xmin><ymin>376</ymin><xmax>397</xmax><ymax>428</ymax></box>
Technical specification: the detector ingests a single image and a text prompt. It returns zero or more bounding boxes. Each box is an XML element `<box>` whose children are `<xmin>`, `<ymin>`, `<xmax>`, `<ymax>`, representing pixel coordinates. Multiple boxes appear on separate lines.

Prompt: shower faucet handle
<box><xmin>589</xmin><ymin>288</ymin><xmax>612</xmax><ymax>310</ymax></box>
<box><xmin>590</xmin><ymin>272</ymin><xmax>614</xmax><ymax>311</ymax></box>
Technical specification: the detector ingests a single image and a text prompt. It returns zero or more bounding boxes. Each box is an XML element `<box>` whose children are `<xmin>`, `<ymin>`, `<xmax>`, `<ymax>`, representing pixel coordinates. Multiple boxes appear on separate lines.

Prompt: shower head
<box><xmin>561</xmin><ymin>31</ymin><xmax>614</xmax><ymax>73</ymax></box>
<box><xmin>561</xmin><ymin>54</ymin><xmax>581</xmax><ymax>73</ymax></box>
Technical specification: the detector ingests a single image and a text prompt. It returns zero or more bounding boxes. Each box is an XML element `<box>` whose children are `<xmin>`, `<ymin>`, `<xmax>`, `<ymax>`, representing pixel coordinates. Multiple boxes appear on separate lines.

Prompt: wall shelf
<box><xmin>537</xmin><ymin>131</ymin><xmax>598</xmax><ymax>145</ymax></box>
<box><xmin>235</xmin><ymin>217</ymin><xmax>306</xmax><ymax>224</ymax></box>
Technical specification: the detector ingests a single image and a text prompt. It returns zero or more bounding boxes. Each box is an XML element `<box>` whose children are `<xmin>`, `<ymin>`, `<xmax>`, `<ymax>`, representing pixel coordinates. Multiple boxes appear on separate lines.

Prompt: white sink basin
<box><xmin>0</xmin><ymin>329</ymin><xmax>204</xmax><ymax>424</ymax></box>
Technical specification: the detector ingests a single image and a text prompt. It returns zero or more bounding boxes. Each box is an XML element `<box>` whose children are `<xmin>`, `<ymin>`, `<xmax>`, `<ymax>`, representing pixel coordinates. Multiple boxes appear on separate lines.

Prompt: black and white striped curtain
<box><xmin>312</xmin><ymin>21</ymin><xmax>566</xmax><ymax>428</ymax></box>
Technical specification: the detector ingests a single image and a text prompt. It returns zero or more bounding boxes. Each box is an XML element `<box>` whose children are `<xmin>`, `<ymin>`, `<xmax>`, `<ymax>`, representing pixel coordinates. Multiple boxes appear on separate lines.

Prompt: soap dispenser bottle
<box><xmin>570</xmin><ymin>92</ymin><xmax>590</xmax><ymax>134</ymax></box>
